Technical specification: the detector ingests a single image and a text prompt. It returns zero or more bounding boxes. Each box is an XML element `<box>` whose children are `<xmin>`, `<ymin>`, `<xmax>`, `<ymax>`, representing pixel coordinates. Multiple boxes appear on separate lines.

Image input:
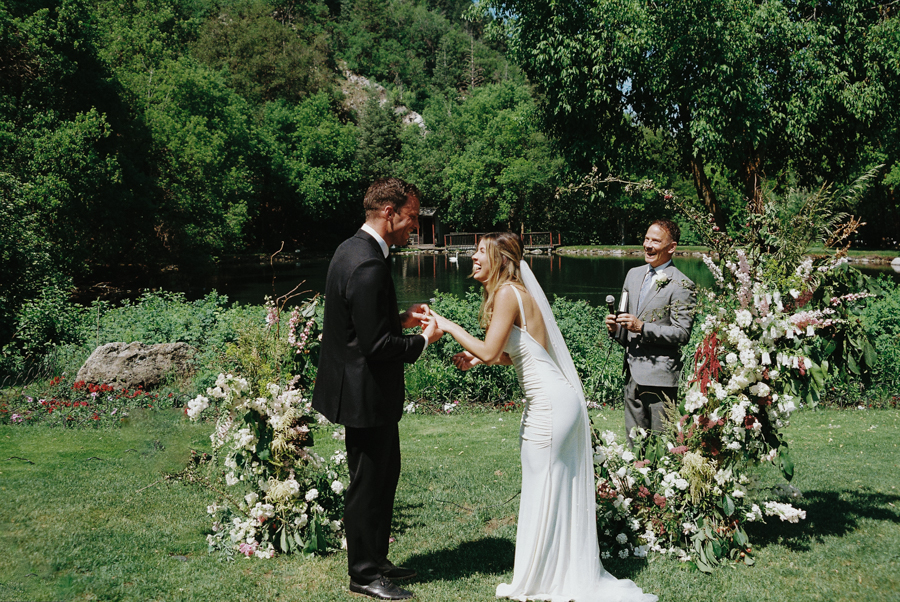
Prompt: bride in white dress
<box><xmin>427</xmin><ymin>232</ymin><xmax>656</xmax><ymax>602</ymax></box>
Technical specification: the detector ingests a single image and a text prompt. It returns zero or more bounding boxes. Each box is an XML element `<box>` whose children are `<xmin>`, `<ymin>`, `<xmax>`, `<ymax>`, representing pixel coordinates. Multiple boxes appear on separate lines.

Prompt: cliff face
<box><xmin>339</xmin><ymin>63</ymin><xmax>426</xmax><ymax>132</ymax></box>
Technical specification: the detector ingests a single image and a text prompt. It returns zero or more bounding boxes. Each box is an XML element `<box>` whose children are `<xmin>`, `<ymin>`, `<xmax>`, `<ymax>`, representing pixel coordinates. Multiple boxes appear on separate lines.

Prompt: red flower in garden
<box><xmin>653</xmin><ymin>494</ymin><xmax>667</xmax><ymax>509</ymax></box>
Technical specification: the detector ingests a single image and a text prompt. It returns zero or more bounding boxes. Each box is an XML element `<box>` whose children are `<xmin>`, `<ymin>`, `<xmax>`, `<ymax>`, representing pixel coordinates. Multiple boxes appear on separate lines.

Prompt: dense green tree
<box><xmin>401</xmin><ymin>81</ymin><xmax>560</xmax><ymax>231</ymax></box>
<box><xmin>255</xmin><ymin>93</ymin><xmax>360</xmax><ymax>247</ymax></box>
<box><xmin>477</xmin><ymin>0</ymin><xmax>900</xmax><ymax>234</ymax></box>
<box><xmin>0</xmin><ymin>173</ymin><xmax>70</xmax><ymax>348</ymax></box>
<box><xmin>355</xmin><ymin>94</ymin><xmax>402</xmax><ymax>183</ymax></box>
<box><xmin>192</xmin><ymin>0</ymin><xmax>335</xmax><ymax>104</ymax></box>
<box><xmin>1</xmin><ymin>1</ymin><xmax>153</xmax><ymax>274</ymax></box>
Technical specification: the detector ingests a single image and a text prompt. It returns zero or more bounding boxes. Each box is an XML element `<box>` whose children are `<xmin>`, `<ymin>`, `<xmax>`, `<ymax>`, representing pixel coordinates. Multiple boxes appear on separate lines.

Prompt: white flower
<box><xmin>634</xmin><ymin>545</ymin><xmax>649</xmax><ymax>558</ymax></box>
<box><xmin>746</xmin><ymin>504</ymin><xmax>763</xmax><ymax>522</ymax></box>
<box><xmin>674</xmin><ymin>478</ymin><xmax>689</xmax><ymax>491</ymax></box>
<box><xmin>764</xmin><ymin>501</ymin><xmax>807</xmax><ymax>523</ymax></box>
<box><xmin>305</xmin><ymin>488</ymin><xmax>319</xmax><ymax>502</ymax></box>
<box><xmin>187</xmin><ymin>395</ymin><xmax>210</xmax><ymax>420</ymax></box>
<box><xmin>331</xmin><ymin>480</ymin><xmax>345</xmax><ymax>495</ymax></box>
<box><xmin>245</xmin><ymin>492</ymin><xmax>258</xmax><ymax>506</ymax></box>
<box><xmin>684</xmin><ymin>388</ymin><xmax>708</xmax><ymax>412</ymax></box>
<box><xmin>225</xmin><ymin>472</ymin><xmax>239</xmax><ymax>486</ymax></box>
<box><xmin>601</xmin><ymin>550</ymin><xmax>612</xmax><ymax>560</ymax></box>
<box><xmin>616</xmin><ymin>533</ymin><xmax>628</xmax><ymax>544</ymax></box>
<box><xmin>749</xmin><ymin>382</ymin><xmax>771</xmax><ymax>397</ymax></box>
<box><xmin>618</xmin><ymin>549</ymin><xmax>630</xmax><ymax>558</ymax></box>
<box><xmin>735</xmin><ymin>310</ymin><xmax>753</xmax><ymax>328</ymax></box>
<box><xmin>732</xmin><ymin>488</ymin><xmax>745</xmax><ymax>498</ymax></box>
<box><xmin>729</xmin><ymin>403</ymin><xmax>747</xmax><ymax>424</ymax></box>
<box><xmin>593</xmin><ymin>447</ymin><xmax>608</xmax><ymax>464</ymax></box>
<box><xmin>621</xmin><ymin>450</ymin><xmax>635</xmax><ymax>462</ymax></box>
<box><xmin>726</xmin><ymin>353</ymin><xmax>739</xmax><ymax>365</ymax></box>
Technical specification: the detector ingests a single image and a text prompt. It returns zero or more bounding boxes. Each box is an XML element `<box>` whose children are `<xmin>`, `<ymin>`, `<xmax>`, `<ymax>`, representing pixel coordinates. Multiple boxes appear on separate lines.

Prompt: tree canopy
<box><xmin>477</xmin><ymin>0</ymin><xmax>900</xmax><ymax>235</ymax></box>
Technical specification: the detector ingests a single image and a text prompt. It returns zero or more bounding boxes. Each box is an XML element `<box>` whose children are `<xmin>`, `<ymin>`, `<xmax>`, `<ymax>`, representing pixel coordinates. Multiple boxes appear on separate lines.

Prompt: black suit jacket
<box><xmin>312</xmin><ymin>230</ymin><xmax>426</xmax><ymax>428</ymax></box>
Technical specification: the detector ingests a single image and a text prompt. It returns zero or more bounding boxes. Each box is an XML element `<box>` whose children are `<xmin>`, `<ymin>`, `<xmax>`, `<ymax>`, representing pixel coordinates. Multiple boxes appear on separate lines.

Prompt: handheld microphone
<box><xmin>605</xmin><ymin>295</ymin><xmax>616</xmax><ymax>316</ymax></box>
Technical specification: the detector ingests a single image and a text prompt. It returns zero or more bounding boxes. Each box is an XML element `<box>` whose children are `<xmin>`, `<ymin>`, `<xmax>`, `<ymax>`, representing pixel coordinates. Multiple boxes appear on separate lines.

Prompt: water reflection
<box><xmin>391</xmin><ymin>253</ymin><xmax>717</xmax><ymax>308</ymax></box>
<box><xmin>165</xmin><ymin>253</ymin><xmax>899</xmax><ymax>308</ymax></box>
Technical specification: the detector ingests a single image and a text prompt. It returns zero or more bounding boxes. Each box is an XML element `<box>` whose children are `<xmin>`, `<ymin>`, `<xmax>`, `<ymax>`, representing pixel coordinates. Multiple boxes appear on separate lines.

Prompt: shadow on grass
<box><xmin>747</xmin><ymin>487</ymin><xmax>900</xmax><ymax>552</ymax></box>
<box><xmin>404</xmin><ymin>537</ymin><xmax>515</xmax><ymax>581</ymax></box>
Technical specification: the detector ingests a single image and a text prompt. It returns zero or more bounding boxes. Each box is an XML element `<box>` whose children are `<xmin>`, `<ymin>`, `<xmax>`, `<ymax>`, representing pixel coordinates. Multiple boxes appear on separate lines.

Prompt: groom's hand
<box><xmin>401</xmin><ymin>303</ymin><xmax>429</xmax><ymax>329</ymax></box>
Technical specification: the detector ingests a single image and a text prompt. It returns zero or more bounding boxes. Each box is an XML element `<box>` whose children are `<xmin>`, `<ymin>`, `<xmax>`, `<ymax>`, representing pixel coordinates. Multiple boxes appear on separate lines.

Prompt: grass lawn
<box><xmin>1</xmin><ymin>406</ymin><xmax>898</xmax><ymax>601</ymax></box>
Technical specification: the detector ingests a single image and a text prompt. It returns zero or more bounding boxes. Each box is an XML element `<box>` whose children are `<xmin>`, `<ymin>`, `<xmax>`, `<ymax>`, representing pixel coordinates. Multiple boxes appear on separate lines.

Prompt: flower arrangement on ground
<box><xmin>586</xmin><ymin>172</ymin><xmax>880</xmax><ymax>571</ymax></box>
<box><xmin>181</xmin><ymin>292</ymin><xmax>343</xmax><ymax>559</ymax></box>
<box><xmin>186</xmin><ymin>373</ymin><xmax>346</xmax><ymax>559</ymax></box>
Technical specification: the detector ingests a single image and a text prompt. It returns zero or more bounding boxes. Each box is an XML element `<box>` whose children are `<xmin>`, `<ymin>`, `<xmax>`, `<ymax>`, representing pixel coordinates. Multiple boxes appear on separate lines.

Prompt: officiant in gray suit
<box><xmin>606</xmin><ymin>219</ymin><xmax>696</xmax><ymax>447</ymax></box>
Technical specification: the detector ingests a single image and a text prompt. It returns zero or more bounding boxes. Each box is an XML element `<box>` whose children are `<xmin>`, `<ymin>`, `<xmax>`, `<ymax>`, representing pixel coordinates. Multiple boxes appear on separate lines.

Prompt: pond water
<box><xmin>163</xmin><ymin>253</ymin><xmax>899</xmax><ymax>309</ymax></box>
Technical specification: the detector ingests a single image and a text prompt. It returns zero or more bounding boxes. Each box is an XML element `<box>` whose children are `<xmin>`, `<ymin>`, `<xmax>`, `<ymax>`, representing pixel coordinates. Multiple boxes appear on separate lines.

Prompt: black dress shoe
<box><xmin>349</xmin><ymin>577</ymin><xmax>414</xmax><ymax>600</ymax></box>
<box><xmin>379</xmin><ymin>563</ymin><xmax>417</xmax><ymax>580</ymax></box>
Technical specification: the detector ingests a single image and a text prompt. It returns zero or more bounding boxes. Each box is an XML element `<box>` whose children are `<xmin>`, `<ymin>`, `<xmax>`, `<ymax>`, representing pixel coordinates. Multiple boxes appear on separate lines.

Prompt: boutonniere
<box><xmin>652</xmin><ymin>272</ymin><xmax>670</xmax><ymax>291</ymax></box>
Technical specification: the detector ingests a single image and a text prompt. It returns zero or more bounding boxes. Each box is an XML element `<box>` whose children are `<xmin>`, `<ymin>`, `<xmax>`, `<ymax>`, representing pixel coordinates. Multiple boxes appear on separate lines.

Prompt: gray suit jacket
<box><xmin>615</xmin><ymin>263</ymin><xmax>696</xmax><ymax>387</ymax></box>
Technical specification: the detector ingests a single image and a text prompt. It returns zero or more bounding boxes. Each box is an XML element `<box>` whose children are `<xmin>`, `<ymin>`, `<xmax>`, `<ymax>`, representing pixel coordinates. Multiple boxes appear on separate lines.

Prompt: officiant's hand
<box><xmin>452</xmin><ymin>351</ymin><xmax>482</xmax><ymax>371</ymax></box>
<box><xmin>401</xmin><ymin>303</ymin><xmax>430</xmax><ymax>329</ymax></box>
<box><xmin>615</xmin><ymin>312</ymin><xmax>643</xmax><ymax>333</ymax></box>
<box><xmin>605</xmin><ymin>313</ymin><xmax>618</xmax><ymax>334</ymax></box>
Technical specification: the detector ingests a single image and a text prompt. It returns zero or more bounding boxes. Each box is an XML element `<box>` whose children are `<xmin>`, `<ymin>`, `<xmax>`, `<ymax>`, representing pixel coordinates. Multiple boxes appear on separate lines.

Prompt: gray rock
<box><xmin>76</xmin><ymin>342</ymin><xmax>196</xmax><ymax>390</ymax></box>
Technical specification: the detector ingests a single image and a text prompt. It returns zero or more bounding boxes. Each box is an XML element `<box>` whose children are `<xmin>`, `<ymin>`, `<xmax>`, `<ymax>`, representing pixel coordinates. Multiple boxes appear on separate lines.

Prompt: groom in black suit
<box><xmin>313</xmin><ymin>178</ymin><xmax>441</xmax><ymax>600</ymax></box>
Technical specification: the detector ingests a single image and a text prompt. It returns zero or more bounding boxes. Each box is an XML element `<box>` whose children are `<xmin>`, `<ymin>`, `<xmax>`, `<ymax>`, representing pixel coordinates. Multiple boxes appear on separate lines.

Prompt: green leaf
<box><xmin>864</xmin><ymin>342</ymin><xmax>877</xmax><ymax>369</ymax></box>
<box><xmin>704</xmin><ymin>541</ymin><xmax>718</xmax><ymax>565</ymax></box>
<box><xmin>733</xmin><ymin>528</ymin><xmax>748</xmax><ymax>548</ymax></box>
<box><xmin>723</xmin><ymin>495</ymin><xmax>735</xmax><ymax>516</ymax></box>
<box><xmin>778</xmin><ymin>446</ymin><xmax>795</xmax><ymax>482</ymax></box>
<box><xmin>279</xmin><ymin>526</ymin><xmax>289</xmax><ymax>552</ymax></box>
<box><xmin>696</xmin><ymin>558</ymin><xmax>714</xmax><ymax>574</ymax></box>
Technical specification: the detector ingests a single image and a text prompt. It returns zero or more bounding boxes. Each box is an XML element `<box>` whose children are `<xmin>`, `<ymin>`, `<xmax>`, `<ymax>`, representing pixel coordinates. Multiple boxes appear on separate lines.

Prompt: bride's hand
<box><xmin>421</xmin><ymin>308</ymin><xmax>443</xmax><ymax>344</ymax></box>
<box><xmin>427</xmin><ymin>309</ymin><xmax>455</xmax><ymax>334</ymax></box>
<box><xmin>452</xmin><ymin>351</ymin><xmax>481</xmax><ymax>371</ymax></box>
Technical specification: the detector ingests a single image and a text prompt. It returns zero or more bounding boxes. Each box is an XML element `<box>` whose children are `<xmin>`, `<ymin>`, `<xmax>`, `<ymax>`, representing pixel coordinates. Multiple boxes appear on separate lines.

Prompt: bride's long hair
<box><xmin>475</xmin><ymin>232</ymin><xmax>524</xmax><ymax>328</ymax></box>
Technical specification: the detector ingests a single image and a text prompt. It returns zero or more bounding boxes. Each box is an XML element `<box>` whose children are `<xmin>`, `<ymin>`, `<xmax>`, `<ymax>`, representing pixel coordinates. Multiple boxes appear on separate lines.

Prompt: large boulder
<box><xmin>75</xmin><ymin>342</ymin><xmax>196</xmax><ymax>390</ymax></box>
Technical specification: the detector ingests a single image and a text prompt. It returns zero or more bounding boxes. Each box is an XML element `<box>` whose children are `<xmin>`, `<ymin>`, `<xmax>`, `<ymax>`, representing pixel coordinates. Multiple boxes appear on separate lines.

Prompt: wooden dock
<box><xmin>442</xmin><ymin>231</ymin><xmax>561</xmax><ymax>252</ymax></box>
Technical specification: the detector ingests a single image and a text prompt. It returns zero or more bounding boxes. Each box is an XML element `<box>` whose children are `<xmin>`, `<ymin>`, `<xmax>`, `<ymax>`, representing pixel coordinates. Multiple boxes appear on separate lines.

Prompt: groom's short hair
<box><xmin>364</xmin><ymin>178</ymin><xmax>421</xmax><ymax>218</ymax></box>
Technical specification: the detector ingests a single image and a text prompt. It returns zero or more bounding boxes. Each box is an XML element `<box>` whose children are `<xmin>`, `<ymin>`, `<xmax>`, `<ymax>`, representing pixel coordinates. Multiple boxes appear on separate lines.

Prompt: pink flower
<box><xmin>238</xmin><ymin>542</ymin><xmax>257</xmax><ymax>557</ymax></box>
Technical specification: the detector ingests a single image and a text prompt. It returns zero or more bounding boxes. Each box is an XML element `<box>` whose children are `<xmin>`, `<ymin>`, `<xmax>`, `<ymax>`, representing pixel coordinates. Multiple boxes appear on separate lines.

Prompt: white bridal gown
<box><xmin>496</xmin><ymin>287</ymin><xmax>657</xmax><ymax>602</ymax></box>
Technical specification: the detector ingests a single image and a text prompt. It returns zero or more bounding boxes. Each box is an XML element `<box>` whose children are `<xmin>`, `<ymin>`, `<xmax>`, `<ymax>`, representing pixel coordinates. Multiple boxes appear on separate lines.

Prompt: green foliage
<box><xmin>0</xmin><ymin>173</ymin><xmax>70</xmax><ymax>348</ymax></box>
<box><xmin>355</xmin><ymin>93</ymin><xmax>402</xmax><ymax>183</ymax></box>
<box><xmin>401</xmin><ymin>81</ymin><xmax>561</xmax><ymax>231</ymax></box>
<box><xmin>476</xmin><ymin>0</ymin><xmax>900</xmax><ymax>239</ymax></box>
<box><xmin>144</xmin><ymin>57</ymin><xmax>256</xmax><ymax>255</ymax></box>
<box><xmin>255</xmin><ymin>93</ymin><xmax>360</xmax><ymax>246</ymax></box>
<box><xmin>191</xmin><ymin>0</ymin><xmax>334</xmax><ymax>104</ymax></box>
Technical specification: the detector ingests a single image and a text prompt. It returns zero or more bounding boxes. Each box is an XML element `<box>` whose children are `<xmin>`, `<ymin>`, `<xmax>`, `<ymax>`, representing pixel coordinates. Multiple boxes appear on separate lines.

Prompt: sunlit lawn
<box><xmin>1</xmin><ymin>406</ymin><xmax>898</xmax><ymax>601</ymax></box>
